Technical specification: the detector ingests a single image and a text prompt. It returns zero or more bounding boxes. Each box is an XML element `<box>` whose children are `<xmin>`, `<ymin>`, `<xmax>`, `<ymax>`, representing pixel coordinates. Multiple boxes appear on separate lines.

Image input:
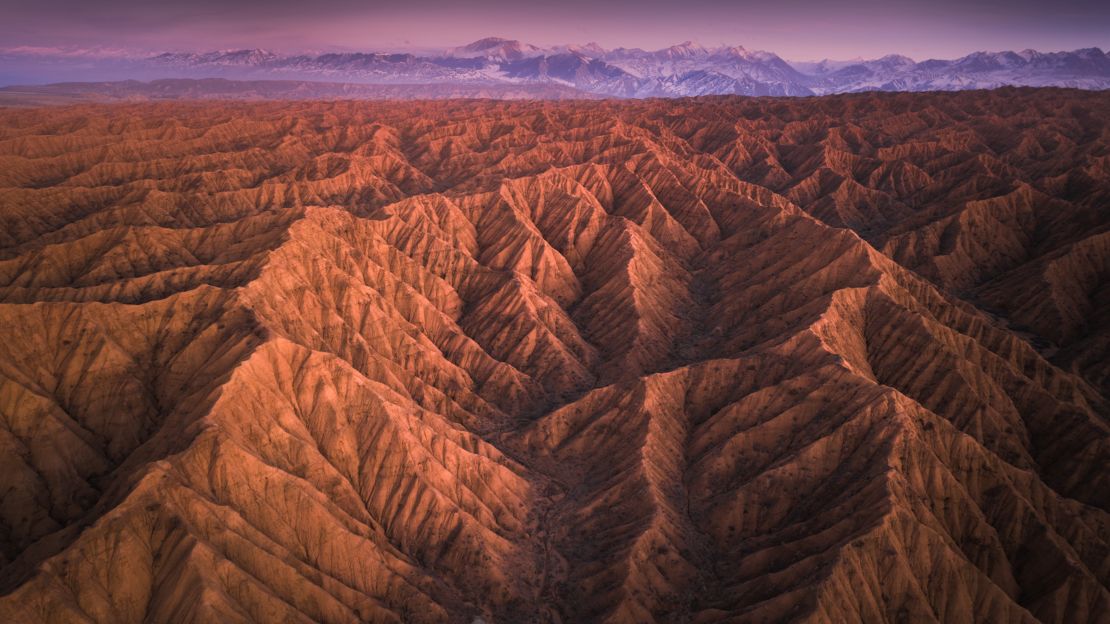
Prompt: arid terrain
<box><xmin>0</xmin><ymin>88</ymin><xmax>1107</xmax><ymax>623</ymax></box>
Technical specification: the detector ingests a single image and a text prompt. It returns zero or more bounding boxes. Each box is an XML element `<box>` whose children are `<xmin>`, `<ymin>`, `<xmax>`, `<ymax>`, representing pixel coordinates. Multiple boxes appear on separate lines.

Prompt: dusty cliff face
<box><xmin>0</xmin><ymin>89</ymin><xmax>1107</xmax><ymax>623</ymax></box>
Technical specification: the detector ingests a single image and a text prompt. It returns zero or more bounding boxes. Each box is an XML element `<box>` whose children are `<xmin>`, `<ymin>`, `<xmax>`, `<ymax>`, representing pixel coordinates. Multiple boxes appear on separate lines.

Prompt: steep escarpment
<box><xmin>0</xmin><ymin>90</ymin><xmax>1107</xmax><ymax>623</ymax></box>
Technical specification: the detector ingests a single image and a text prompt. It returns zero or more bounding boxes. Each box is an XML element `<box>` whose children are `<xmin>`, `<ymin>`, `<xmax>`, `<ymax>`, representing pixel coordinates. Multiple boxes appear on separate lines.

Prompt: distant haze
<box><xmin>2</xmin><ymin>0</ymin><xmax>1108</xmax><ymax>60</ymax></box>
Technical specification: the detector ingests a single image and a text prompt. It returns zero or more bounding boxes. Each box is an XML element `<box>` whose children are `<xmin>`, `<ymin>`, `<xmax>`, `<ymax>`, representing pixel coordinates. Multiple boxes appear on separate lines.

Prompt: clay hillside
<box><xmin>0</xmin><ymin>88</ymin><xmax>1107</xmax><ymax>623</ymax></box>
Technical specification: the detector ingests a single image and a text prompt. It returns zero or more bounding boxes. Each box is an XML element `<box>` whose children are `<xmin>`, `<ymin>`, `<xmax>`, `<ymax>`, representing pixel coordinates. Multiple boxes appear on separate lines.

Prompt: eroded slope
<box><xmin>0</xmin><ymin>90</ymin><xmax>1107</xmax><ymax>623</ymax></box>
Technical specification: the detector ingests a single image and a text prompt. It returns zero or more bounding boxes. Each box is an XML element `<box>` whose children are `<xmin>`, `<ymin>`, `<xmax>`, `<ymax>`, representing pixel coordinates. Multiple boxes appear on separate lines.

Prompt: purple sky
<box><xmin>2</xmin><ymin>0</ymin><xmax>1108</xmax><ymax>60</ymax></box>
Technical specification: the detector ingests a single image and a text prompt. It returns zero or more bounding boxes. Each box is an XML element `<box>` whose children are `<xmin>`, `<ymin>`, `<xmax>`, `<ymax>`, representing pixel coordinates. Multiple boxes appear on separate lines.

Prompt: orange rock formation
<box><xmin>0</xmin><ymin>89</ymin><xmax>1107</xmax><ymax>623</ymax></box>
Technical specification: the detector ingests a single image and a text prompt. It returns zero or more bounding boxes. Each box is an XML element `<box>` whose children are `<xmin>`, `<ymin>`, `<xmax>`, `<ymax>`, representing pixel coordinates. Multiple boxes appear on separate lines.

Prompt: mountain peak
<box><xmin>567</xmin><ymin>42</ymin><xmax>607</xmax><ymax>57</ymax></box>
<box><xmin>663</xmin><ymin>41</ymin><xmax>708</xmax><ymax>56</ymax></box>
<box><xmin>715</xmin><ymin>45</ymin><xmax>750</xmax><ymax>57</ymax></box>
<box><xmin>462</xmin><ymin>37</ymin><xmax>515</xmax><ymax>50</ymax></box>
<box><xmin>451</xmin><ymin>37</ymin><xmax>541</xmax><ymax>61</ymax></box>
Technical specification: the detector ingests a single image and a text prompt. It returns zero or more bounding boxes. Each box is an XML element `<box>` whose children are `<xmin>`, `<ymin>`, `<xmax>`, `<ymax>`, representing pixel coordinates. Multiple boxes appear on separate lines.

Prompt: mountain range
<box><xmin>3</xmin><ymin>38</ymin><xmax>1110</xmax><ymax>97</ymax></box>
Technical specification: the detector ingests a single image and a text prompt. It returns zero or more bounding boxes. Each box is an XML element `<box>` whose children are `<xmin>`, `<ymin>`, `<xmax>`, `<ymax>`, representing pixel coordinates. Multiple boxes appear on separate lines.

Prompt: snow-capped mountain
<box><xmin>593</xmin><ymin>42</ymin><xmax>813</xmax><ymax>95</ymax></box>
<box><xmin>447</xmin><ymin>37</ymin><xmax>544</xmax><ymax>62</ymax></box>
<box><xmin>151</xmin><ymin>49</ymin><xmax>281</xmax><ymax>67</ymax></box>
<box><xmin>812</xmin><ymin>47</ymin><xmax>1110</xmax><ymax>93</ymax></box>
<box><xmin>5</xmin><ymin>39</ymin><xmax>1110</xmax><ymax>97</ymax></box>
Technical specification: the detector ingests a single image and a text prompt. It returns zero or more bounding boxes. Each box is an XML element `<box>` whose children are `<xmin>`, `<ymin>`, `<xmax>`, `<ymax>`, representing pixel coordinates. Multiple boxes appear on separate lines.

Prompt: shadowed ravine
<box><xmin>0</xmin><ymin>89</ymin><xmax>1107</xmax><ymax>623</ymax></box>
